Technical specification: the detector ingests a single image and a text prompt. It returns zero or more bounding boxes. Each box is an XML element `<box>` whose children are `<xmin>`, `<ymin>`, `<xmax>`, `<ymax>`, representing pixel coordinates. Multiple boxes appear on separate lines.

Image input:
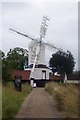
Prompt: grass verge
<box><xmin>45</xmin><ymin>82</ymin><xmax>78</xmax><ymax>118</ymax></box>
<box><xmin>0</xmin><ymin>82</ymin><xmax>2</xmax><ymax>120</ymax></box>
<box><xmin>2</xmin><ymin>82</ymin><xmax>32</xmax><ymax>119</ymax></box>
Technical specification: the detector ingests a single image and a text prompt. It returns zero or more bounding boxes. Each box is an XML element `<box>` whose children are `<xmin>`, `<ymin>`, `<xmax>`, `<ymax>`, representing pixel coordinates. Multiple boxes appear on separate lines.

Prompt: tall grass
<box><xmin>0</xmin><ymin>82</ymin><xmax>2</xmax><ymax>120</ymax></box>
<box><xmin>2</xmin><ymin>82</ymin><xmax>32</xmax><ymax>119</ymax></box>
<box><xmin>45</xmin><ymin>82</ymin><xmax>78</xmax><ymax>118</ymax></box>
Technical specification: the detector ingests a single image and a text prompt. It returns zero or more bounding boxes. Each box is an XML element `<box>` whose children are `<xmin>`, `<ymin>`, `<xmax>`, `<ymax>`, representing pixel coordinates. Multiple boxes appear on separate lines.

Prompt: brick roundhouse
<box><xmin>12</xmin><ymin>70</ymin><xmax>63</xmax><ymax>87</ymax></box>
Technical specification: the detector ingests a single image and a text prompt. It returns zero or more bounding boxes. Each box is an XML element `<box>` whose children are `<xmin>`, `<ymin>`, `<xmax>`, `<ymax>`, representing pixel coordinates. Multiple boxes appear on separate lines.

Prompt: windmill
<box><xmin>9</xmin><ymin>16</ymin><xmax>69</xmax><ymax>87</ymax></box>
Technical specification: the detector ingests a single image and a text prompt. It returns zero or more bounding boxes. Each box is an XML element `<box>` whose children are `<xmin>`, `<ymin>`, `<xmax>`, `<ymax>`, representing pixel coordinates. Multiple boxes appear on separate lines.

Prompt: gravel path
<box><xmin>15</xmin><ymin>88</ymin><xmax>64</xmax><ymax>118</ymax></box>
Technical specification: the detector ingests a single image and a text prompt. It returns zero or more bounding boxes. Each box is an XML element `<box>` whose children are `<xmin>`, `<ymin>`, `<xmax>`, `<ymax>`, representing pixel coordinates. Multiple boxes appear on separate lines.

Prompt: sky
<box><xmin>0</xmin><ymin>0</ymin><xmax>79</xmax><ymax>70</ymax></box>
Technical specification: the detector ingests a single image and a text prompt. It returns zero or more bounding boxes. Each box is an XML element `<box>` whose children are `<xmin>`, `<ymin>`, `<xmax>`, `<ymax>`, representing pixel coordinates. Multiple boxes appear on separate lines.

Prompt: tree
<box><xmin>0</xmin><ymin>50</ymin><xmax>5</xmax><ymax>80</ymax></box>
<box><xmin>2</xmin><ymin>47</ymin><xmax>28</xmax><ymax>82</ymax></box>
<box><xmin>6</xmin><ymin>47</ymin><xmax>28</xmax><ymax>70</ymax></box>
<box><xmin>78</xmin><ymin>70</ymin><xmax>80</xmax><ymax>80</ymax></box>
<box><xmin>49</xmin><ymin>50</ymin><xmax>75</xmax><ymax>76</ymax></box>
<box><xmin>2</xmin><ymin>58</ymin><xmax>13</xmax><ymax>82</ymax></box>
<box><xmin>0</xmin><ymin>50</ymin><xmax>5</xmax><ymax>59</ymax></box>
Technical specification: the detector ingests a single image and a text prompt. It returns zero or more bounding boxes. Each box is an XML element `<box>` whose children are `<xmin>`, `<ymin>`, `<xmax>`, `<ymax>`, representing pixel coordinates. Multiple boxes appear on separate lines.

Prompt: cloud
<box><xmin>1</xmin><ymin>2</ymin><xmax>78</xmax><ymax>70</ymax></box>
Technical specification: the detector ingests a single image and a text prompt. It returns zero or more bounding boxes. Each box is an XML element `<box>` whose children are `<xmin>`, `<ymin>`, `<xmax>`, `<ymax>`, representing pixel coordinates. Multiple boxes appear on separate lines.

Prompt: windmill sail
<box><xmin>43</xmin><ymin>42</ymin><xmax>69</xmax><ymax>58</ymax></box>
<box><xmin>9</xmin><ymin>28</ymin><xmax>37</xmax><ymax>41</ymax></box>
<box><xmin>30</xmin><ymin>16</ymin><xmax>49</xmax><ymax>79</ymax></box>
<box><xmin>9</xmin><ymin>16</ymin><xmax>69</xmax><ymax>85</ymax></box>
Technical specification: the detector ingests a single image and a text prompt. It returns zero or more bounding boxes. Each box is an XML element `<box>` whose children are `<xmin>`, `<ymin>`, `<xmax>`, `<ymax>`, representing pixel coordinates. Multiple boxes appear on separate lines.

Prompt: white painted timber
<box><xmin>32</xmin><ymin>68</ymin><xmax>49</xmax><ymax>80</ymax></box>
<box><xmin>28</xmin><ymin>41</ymin><xmax>45</xmax><ymax>65</ymax></box>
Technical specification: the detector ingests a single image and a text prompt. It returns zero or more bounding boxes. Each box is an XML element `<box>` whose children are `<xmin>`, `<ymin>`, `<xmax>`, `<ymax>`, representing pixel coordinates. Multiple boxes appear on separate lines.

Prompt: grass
<box><xmin>0</xmin><ymin>82</ymin><xmax>2</xmax><ymax>120</ymax></box>
<box><xmin>45</xmin><ymin>82</ymin><xmax>79</xmax><ymax>118</ymax></box>
<box><xmin>2</xmin><ymin>82</ymin><xmax>32</xmax><ymax>119</ymax></box>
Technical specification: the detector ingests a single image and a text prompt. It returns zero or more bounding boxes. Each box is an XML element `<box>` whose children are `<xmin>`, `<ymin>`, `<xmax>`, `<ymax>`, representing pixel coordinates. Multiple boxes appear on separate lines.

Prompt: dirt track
<box><xmin>15</xmin><ymin>88</ymin><xmax>64</xmax><ymax>118</ymax></box>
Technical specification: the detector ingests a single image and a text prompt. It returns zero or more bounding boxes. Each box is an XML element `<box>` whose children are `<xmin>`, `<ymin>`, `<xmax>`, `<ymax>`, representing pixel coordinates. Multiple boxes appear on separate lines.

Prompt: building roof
<box><xmin>28</xmin><ymin>64</ymin><xmax>49</xmax><ymax>69</ymax></box>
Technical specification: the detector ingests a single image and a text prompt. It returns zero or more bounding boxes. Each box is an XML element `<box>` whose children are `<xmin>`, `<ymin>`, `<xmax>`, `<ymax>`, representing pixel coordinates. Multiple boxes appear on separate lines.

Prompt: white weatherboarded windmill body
<box><xmin>10</xmin><ymin>16</ymin><xmax>69</xmax><ymax>87</ymax></box>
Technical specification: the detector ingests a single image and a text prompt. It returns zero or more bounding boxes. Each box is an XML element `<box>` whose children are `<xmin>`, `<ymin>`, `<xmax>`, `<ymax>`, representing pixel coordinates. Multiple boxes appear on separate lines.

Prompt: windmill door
<box><xmin>42</xmin><ymin>70</ymin><xmax>46</xmax><ymax>80</ymax></box>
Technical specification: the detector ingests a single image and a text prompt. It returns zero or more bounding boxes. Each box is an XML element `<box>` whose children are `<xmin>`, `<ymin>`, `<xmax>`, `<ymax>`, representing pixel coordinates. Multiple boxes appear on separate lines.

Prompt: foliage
<box><xmin>2</xmin><ymin>82</ymin><xmax>32</xmax><ymax>119</ymax></box>
<box><xmin>45</xmin><ymin>82</ymin><xmax>78</xmax><ymax>118</ymax></box>
<box><xmin>0</xmin><ymin>50</ymin><xmax>5</xmax><ymax>80</ymax></box>
<box><xmin>67</xmin><ymin>70</ymin><xmax>79</xmax><ymax>80</ymax></box>
<box><xmin>2</xmin><ymin>59</ymin><xmax>13</xmax><ymax>82</ymax></box>
<box><xmin>0</xmin><ymin>50</ymin><xmax>5</xmax><ymax>59</ymax></box>
<box><xmin>49</xmin><ymin>51</ymin><xmax>75</xmax><ymax>75</ymax></box>
<box><xmin>2</xmin><ymin>47</ymin><xmax>28</xmax><ymax>82</ymax></box>
<box><xmin>6</xmin><ymin>47</ymin><xmax>28</xmax><ymax>70</ymax></box>
<box><xmin>0</xmin><ymin>83</ymin><xmax>2</xmax><ymax>120</ymax></box>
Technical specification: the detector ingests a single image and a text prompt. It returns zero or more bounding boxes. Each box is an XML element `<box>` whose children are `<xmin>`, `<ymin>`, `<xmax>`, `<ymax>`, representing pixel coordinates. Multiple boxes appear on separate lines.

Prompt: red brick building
<box><xmin>12</xmin><ymin>70</ymin><xmax>31</xmax><ymax>82</ymax></box>
<box><xmin>12</xmin><ymin>70</ymin><xmax>62</xmax><ymax>81</ymax></box>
